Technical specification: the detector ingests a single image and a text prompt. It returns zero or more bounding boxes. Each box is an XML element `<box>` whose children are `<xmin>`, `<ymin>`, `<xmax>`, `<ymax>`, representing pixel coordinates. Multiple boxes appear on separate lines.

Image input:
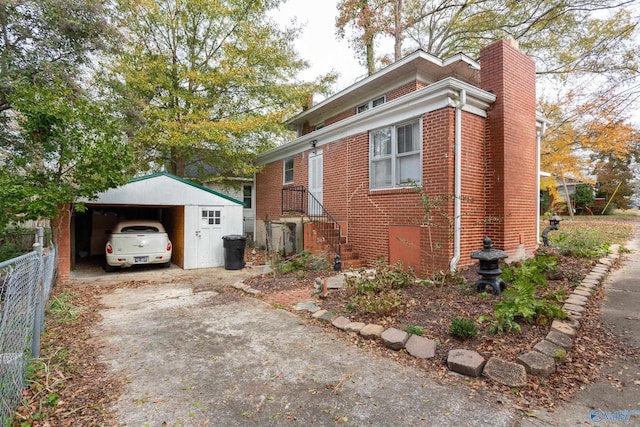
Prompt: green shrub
<box><xmin>432</xmin><ymin>269</ymin><xmax>466</xmax><ymax>288</ymax></box>
<box><xmin>275</xmin><ymin>250</ymin><xmax>331</xmax><ymax>273</ymax></box>
<box><xmin>449</xmin><ymin>318</ymin><xmax>478</xmax><ymax>339</ymax></box>
<box><xmin>352</xmin><ymin>290</ymin><xmax>402</xmax><ymax>316</ymax></box>
<box><xmin>405</xmin><ymin>324</ymin><xmax>425</xmax><ymax>336</ymax></box>
<box><xmin>346</xmin><ymin>259</ymin><xmax>416</xmax><ymax>295</ymax></box>
<box><xmin>479</xmin><ymin>254</ymin><xmax>566</xmax><ymax>335</ymax></box>
<box><xmin>345</xmin><ymin>259</ymin><xmax>415</xmax><ymax>316</ymax></box>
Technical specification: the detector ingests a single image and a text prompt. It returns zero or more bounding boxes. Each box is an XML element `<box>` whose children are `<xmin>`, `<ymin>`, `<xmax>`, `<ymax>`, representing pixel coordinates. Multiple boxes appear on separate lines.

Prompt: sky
<box><xmin>270</xmin><ymin>1</ymin><xmax>640</xmax><ymax>125</ymax></box>
<box><xmin>268</xmin><ymin>0</ymin><xmax>370</xmax><ymax>92</ymax></box>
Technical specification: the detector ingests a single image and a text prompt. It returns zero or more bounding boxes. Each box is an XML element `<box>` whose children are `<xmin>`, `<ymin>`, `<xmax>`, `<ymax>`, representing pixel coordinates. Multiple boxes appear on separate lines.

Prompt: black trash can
<box><xmin>222</xmin><ymin>235</ymin><xmax>246</xmax><ymax>270</ymax></box>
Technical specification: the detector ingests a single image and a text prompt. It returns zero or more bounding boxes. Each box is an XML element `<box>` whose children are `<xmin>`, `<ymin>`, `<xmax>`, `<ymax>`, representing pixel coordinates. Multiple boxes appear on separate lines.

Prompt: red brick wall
<box><xmin>386</xmin><ymin>80</ymin><xmax>421</xmax><ymax>102</ymax></box>
<box><xmin>53</xmin><ymin>204</ymin><xmax>71</xmax><ymax>284</ymax></box>
<box><xmin>257</xmin><ymin>40</ymin><xmax>538</xmax><ymax>275</ymax></box>
<box><xmin>312</xmin><ymin>80</ymin><xmax>424</xmax><ymax>132</ymax></box>
<box><xmin>324</xmin><ymin>109</ymin><xmax>356</xmax><ymax>128</ymax></box>
<box><xmin>480</xmin><ymin>40</ymin><xmax>538</xmax><ymax>258</ymax></box>
<box><xmin>256</xmin><ymin>108</ymin><xmax>492</xmax><ymax>276</ymax></box>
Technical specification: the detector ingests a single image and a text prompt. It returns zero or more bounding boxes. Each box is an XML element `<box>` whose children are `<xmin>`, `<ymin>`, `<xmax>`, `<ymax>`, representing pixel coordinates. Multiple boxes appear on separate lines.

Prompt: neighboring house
<box><xmin>204</xmin><ymin>178</ymin><xmax>255</xmax><ymax>241</ymax></box>
<box><xmin>183</xmin><ymin>163</ymin><xmax>256</xmax><ymax>240</ymax></box>
<box><xmin>255</xmin><ymin>40</ymin><xmax>545</xmax><ymax>277</ymax></box>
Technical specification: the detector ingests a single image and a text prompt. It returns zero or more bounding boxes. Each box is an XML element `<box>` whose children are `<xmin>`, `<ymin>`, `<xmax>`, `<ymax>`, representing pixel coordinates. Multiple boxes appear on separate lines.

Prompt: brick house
<box><xmin>255</xmin><ymin>40</ymin><xmax>545</xmax><ymax>277</ymax></box>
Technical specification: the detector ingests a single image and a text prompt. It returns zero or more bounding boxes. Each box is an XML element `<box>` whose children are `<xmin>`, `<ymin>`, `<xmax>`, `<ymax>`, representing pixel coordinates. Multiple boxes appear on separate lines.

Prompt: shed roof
<box><xmin>81</xmin><ymin>172</ymin><xmax>243</xmax><ymax>206</ymax></box>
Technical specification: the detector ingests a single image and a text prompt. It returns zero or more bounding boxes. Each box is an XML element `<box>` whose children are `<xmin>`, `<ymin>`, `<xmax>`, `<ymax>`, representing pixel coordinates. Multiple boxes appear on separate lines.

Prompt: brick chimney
<box><xmin>480</xmin><ymin>39</ymin><xmax>538</xmax><ymax>259</ymax></box>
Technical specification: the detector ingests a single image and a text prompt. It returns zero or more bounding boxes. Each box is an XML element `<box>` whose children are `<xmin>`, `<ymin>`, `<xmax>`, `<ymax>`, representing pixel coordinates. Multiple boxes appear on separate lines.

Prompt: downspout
<box><xmin>536</xmin><ymin>122</ymin><xmax>546</xmax><ymax>244</ymax></box>
<box><xmin>450</xmin><ymin>89</ymin><xmax>466</xmax><ymax>271</ymax></box>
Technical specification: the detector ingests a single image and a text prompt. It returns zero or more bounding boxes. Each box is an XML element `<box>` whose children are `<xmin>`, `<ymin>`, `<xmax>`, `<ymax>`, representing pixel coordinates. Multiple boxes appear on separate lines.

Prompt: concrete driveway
<box><xmin>87</xmin><ymin>265</ymin><xmax>518</xmax><ymax>427</ymax></box>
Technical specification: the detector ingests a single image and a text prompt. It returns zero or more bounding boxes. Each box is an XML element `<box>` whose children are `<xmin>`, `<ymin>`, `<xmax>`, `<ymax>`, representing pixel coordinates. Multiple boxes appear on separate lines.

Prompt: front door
<box><xmin>197</xmin><ymin>207</ymin><xmax>223</xmax><ymax>268</ymax></box>
<box><xmin>308</xmin><ymin>150</ymin><xmax>323</xmax><ymax>215</ymax></box>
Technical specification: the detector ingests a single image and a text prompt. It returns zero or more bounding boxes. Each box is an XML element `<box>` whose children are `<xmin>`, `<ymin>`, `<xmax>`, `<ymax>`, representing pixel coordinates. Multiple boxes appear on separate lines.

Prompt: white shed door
<box><xmin>197</xmin><ymin>207</ymin><xmax>223</xmax><ymax>268</ymax></box>
<box><xmin>308</xmin><ymin>150</ymin><xmax>323</xmax><ymax>215</ymax></box>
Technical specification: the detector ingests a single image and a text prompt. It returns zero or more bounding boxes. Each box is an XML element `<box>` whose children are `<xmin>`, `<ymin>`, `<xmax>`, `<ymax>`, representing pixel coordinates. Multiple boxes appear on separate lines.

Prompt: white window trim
<box><xmin>283</xmin><ymin>157</ymin><xmax>294</xmax><ymax>184</ymax></box>
<box><xmin>357</xmin><ymin>95</ymin><xmax>386</xmax><ymax>114</ymax></box>
<box><xmin>369</xmin><ymin>118</ymin><xmax>422</xmax><ymax>190</ymax></box>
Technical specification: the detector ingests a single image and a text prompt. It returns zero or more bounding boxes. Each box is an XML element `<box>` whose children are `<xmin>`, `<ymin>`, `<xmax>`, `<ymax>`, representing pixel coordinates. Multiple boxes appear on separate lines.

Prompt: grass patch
<box><xmin>547</xmin><ymin>218</ymin><xmax>633</xmax><ymax>257</ymax></box>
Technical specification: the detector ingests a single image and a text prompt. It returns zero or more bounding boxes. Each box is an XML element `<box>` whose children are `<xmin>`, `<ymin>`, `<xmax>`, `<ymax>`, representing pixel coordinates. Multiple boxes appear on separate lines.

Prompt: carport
<box><xmin>74</xmin><ymin>172</ymin><xmax>243</xmax><ymax>270</ymax></box>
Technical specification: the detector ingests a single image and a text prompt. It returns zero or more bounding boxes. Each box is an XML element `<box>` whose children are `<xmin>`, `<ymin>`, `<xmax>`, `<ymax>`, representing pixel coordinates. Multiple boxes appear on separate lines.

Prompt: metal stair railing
<box><xmin>281</xmin><ymin>186</ymin><xmax>342</xmax><ymax>264</ymax></box>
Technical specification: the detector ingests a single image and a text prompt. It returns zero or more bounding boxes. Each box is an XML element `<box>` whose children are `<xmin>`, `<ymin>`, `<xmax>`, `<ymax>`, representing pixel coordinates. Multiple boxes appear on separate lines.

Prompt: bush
<box><xmin>405</xmin><ymin>324</ymin><xmax>425</xmax><ymax>336</ymax></box>
<box><xmin>479</xmin><ymin>254</ymin><xmax>566</xmax><ymax>335</ymax></box>
<box><xmin>345</xmin><ymin>259</ymin><xmax>415</xmax><ymax>316</ymax></box>
<box><xmin>275</xmin><ymin>250</ymin><xmax>331</xmax><ymax>273</ymax></box>
<box><xmin>449</xmin><ymin>318</ymin><xmax>478</xmax><ymax>339</ymax></box>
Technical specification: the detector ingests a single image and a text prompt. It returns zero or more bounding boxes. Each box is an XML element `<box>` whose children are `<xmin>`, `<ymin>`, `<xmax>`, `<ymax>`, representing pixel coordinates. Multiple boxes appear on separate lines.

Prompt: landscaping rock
<box><xmin>293</xmin><ymin>301</ymin><xmax>320</xmax><ymax>313</ymax></box>
<box><xmin>483</xmin><ymin>357</ymin><xmax>527</xmax><ymax>387</ymax></box>
<box><xmin>551</xmin><ymin>320</ymin><xmax>577</xmax><ymax>338</ymax></box>
<box><xmin>565</xmin><ymin>297</ymin><xmax>587</xmax><ymax>307</ymax></box>
<box><xmin>581</xmin><ymin>279</ymin><xmax>599</xmax><ymax>286</ymax></box>
<box><xmin>584</xmin><ymin>273</ymin><xmax>604</xmax><ymax>282</ymax></box>
<box><xmin>516</xmin><ymin>351</ymin><xmax>556</xmax><ymax>378</ymax></box>
<box><xmin>534</xmin><ymin>339</ymin><xmax>564</xmax><ymax>358</ymax></box>
<box><xmin>326</xmin><ymin>275</ymin><xmax>346</xmax><ymax>289</ymax></box>
<box><xmin>405</xmin><ymin>335</ymin><xmax>436</xmax><ymax>359</ymax></box>
<box><xmin>381</xmin><ymin>328</ymin><xmax>410</xmax><ymax>350</ymax></box>
<box><xmin>546</xmin><ymin>330</ymin><xmax>573</xmax><ymax>350</ymax></box>
<box><xmin>573</xmin><ymin>288</ymin><xmax>592</xmax><ymax>297</ymax></box>
<box><xmin>563</xmin><ymin>318</ymin><xmax>581</xmax><ymax>330</ymax></box>
<box><xmin>331</xmin><ymin>316</ymin><xmax>351</xmax><ymax>330</ymax></box>
<box><xmin>565</xmin><ymin>309</ymin><xmax>583</xmax><ymax>321</ymax></box>
<box><xmin>598</xmin><ymin>257</ymin><xmax>613</xmax><ymax>266</ymax></box>
<box><xmin>447</xmin><ymin>349</ymin><xmax>486</xmax><ymax>378</ymax></box>
<box><xmin>312</xmin><ymin>310</ymin><xmax>334</xmax><ymax>323</ymax></box>
<box><xmin>344</xmin><ymin>322</ymin><xmax>366</xmax><ymax>333</ymax></box>
<box><xmin>568</xmin><ymin>293</ymin><xmax>588</xmax><ymax>303</ymax></box>
<box><xmin>360</xmin><ymin>324</ymin><xmax>385</xmax><ymax>340</ymax></box>
<box><xmin>563</xmin><ymin>303</ymin><xmax>585</xmax><ymax>313</ymax></box>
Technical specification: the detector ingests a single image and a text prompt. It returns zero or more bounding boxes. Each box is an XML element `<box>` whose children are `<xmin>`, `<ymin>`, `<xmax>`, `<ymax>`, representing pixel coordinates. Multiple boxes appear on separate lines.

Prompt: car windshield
<box><xmin>120</xmin><ymin>226</ymin><xmax>160</xmax><ymax>233</ymax></box>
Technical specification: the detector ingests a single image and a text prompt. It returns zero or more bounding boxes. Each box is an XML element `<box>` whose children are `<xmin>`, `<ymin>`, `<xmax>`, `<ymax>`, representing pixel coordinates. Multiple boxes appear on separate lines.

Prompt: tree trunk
<box><xmin>394</xmin><ymin>0</ymin><xmax>403</xmax><ymax>61</ymax></box>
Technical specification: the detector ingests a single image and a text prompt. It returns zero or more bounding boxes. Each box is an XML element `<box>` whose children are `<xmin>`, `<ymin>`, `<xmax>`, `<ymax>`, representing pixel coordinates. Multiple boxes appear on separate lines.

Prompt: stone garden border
<box><xmin>233</xmin><ymin>245</ymin><xmax>620</xmax><ymax>388</ymax></box>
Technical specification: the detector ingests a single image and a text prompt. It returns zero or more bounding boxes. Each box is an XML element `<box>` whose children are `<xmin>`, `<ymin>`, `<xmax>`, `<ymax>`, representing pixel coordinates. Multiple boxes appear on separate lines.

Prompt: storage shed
<box><xmin>75</xmin><ymin>172</ymin><xmax>244</xmax><ymax>270</ymax></box>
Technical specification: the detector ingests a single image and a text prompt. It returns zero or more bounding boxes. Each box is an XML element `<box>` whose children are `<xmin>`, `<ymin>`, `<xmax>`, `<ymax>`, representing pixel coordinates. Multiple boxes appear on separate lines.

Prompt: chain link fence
<box><xmin>0</xmin><ymin>228</ymin><xmax>56</xmax><ymax>422</ymax></box>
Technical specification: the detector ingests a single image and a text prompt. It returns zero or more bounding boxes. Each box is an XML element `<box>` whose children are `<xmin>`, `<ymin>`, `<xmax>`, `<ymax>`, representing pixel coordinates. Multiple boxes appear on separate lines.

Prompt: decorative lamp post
<box><xmin>541</xmin><ymin>213</ymin><xmax>562</xmax><ymax>247</ymax></box>
<box><xmin>470</xmin><ymin>236</ymin><xmax>508</xmax><ymax>295</ymax></box>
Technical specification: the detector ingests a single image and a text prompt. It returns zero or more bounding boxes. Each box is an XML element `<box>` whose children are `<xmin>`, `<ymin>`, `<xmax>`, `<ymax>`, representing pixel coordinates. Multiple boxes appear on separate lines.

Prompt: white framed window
<box><xmin>357</xmin><ymin>95</ymin><xmax>385</xmax><ymax>114</ymax></box>
<box><xmin>243</xmin><ymin>185</ymin><xmax>252</xmax><ymax>209</ymax></box>
<box><xmin>201</xmin><ymin>209</ymin><xmax>221</xmax><ymax>225</ymax></box>
<box><xmin>370</xmin><ymin>119</ymin><xmax>421</xmax><ymax>190</ymax></box>
<box><xmin>283</xmin><ymin>157</ymin><xmax>294</xmax><ymax>184</ymax></box>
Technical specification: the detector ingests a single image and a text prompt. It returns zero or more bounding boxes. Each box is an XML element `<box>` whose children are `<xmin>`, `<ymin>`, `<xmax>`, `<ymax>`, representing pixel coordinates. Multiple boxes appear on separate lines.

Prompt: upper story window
<box><xmin>243</xmin><ymin>185</ymin><xmax>252</xmax><ymax>209</ymax></box>
<box><xmin>283</xmin><ymin>157</ymin><xmax>294</xmax><ymax>184</ymax></box>
<box><xmin>370</xmin><ymin>119</ymin><xmax>421</xmax><ymax>190</ymax></box>
<box><xmin>357</xmin><ymin>95</ymin><xmax>385</xmax><ymax>114</ymax></box>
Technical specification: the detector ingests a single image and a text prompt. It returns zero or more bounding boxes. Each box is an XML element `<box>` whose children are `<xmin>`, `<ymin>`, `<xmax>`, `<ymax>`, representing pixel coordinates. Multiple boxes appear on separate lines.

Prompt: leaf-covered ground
<box><xmin>11</xmin><ymin>217</ymin><xmax>637</xmax><ymax>423</ymax></box>
<box><xmin>244</xmin><ymin>249</ymin><xmax>629</xmax><ymax>411</ymax></box>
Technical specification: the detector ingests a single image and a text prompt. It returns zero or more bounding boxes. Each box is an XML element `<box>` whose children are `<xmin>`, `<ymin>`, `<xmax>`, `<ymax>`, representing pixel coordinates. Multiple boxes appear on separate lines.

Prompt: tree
<box><xmin>594</xmin><ymin>157</ymin><xmax>635</xmax><ymax>211</ymax></box>
<box><xmin>0</xmin><ymin>0</ymin><xmax>115</xmax><ymax>114</ymax></box>
<box><xmin>572</xmin><ymin>184</ymin><xmax>595</xmax><ymax>214</ymax></box>
<box><xmin>107</xmin><ymin>0</ymin><xmax>334</xmax><ymax>179</ymax></box>
<box><xmin>0</xmin><ymin>0</ymin><xmax>134</xmax><ymax>232</ymax></box>
<box><xmin>0</xmin><ymin>80</ymin><xmax>134</xmax><ymax>231</ymax></box>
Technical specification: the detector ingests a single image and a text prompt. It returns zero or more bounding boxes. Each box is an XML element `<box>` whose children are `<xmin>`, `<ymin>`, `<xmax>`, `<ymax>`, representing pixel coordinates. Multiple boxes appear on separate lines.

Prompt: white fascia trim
<box><xmin>258</xmin><ymin>78</ymin><xmax>495</xmax><ymax>165</ymax></box>
<box><xmin>288</xmin><ymin>51</ymin><xmax>481</xmax><ymax>124</ymax></box>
